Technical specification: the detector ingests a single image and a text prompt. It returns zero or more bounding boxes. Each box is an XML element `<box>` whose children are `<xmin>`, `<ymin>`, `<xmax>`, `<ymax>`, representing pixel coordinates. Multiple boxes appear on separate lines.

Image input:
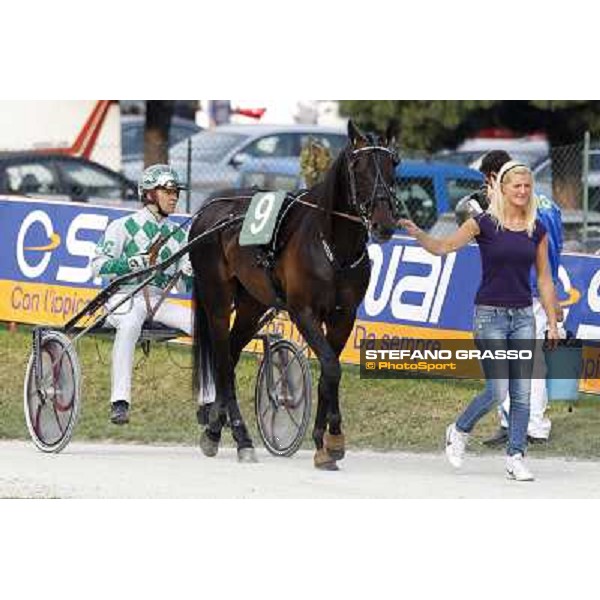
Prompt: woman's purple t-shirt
<box><xmin>473</xmin><ymin>213</ymin><xmax>547</xmax><ymax>308</ymax></box>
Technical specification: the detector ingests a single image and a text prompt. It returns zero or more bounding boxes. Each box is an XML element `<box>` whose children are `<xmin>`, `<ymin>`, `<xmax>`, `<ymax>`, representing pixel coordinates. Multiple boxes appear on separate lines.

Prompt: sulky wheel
<box><xmin>23</xmin><ymin>330</ymin><xmax>82</xmax><ymax>453</ymax></box>
<box><xmin>255</xmin><ymin>338</ymin><xmax>312</xmax><ymax>457</ymax></box>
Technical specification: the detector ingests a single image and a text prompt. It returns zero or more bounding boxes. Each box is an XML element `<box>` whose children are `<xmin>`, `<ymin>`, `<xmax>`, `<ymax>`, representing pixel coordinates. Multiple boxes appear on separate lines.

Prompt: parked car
<box><xmin>237</xmin><ymin>157</ymin><xmax>305</xmax><ymax>192</ymax></box>
<box><xmin>0</xmin><ymin>152</ymin><xmax>139</xmax><ymax>208</ymax></box>
<box><xmin>169</xmin><ymin>123</ymin><xmax>347</xmax><ymax>211</ymax></box>
<box><xmin>436</xmin><ymin>136</ymin><xmax>548</xmax><ymax>165</ymax></box>
<box><xmin>431</xmin><ymin>150</ymin><xmax>487</xmax><ymax>167</ymax></box>
<box><xmin>463</xmin><ymin>148</ymin><xmax>600</xmax><ymax>210</ymax></box>
<box><xmin>394</xmin><ymin>160</ymin><xmax>484</xmax><ymax>229</ymax></box>
<box><xmin>237</xmin><ymin>157</ymin><xmax>484</xmax><ymax>230</ymax></box>
<box><xmin>121</xmin><ymin>115</ymin><xmax>201</xmax><ymax>181</ymax></box>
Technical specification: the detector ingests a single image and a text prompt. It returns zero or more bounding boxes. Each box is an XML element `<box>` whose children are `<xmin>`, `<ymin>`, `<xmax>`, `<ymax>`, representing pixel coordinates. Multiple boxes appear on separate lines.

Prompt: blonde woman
<box><xmin>399</xmin><ymin>161</ymin><xmax>559</xmax><ymax>481</ymax></box>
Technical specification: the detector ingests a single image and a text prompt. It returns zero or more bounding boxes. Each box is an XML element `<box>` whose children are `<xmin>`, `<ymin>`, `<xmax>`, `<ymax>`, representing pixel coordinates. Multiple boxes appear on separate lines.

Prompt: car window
<box><xmin>298</xmin><ymin>133</ymin><xmax>347</xmax><ymax>157</ymax></box>
<box><xmin>589</xmin><ymin>151</ymin><xmax>600</xmax><ymax>171</ymax></box>
<box><xmin>435</xmin><ymin>151</ymin><xmax>484</xmax><ymax>167</ymax></box>
<box><xmin>5</xmin><ymin>163</ymin><xmax>59</xmax><ymax>195</ymax></box>
<box><xmin>173</xmin><ymin>131</ymin><xmax>247</xmax><ymax>163</ymax></box>
<box><xmin>272</xmin><ymin>174</ymin><xmax>301</xmax><ymax>192</ymax></box>
<box><xmin>243</xmin><ymin>134</ymin><xmax>297</xmax><ymax>159</ymax></box>
<box><xmin>446</xmin><ymin>178</ymin><xmax>483</xmax><ymax>210</ymax></box>
<box><xmin>240</xmin><ymin>171</ymin><xmax>300</xmax><ymax>193</ymax></box>
<box><xmin>169</xmin><ymin>124</ymin><xmax>198</xmax><ymax>147</ymax></box>
<box><xmin>57</xmin><ymin>160</ymin><xmax>128</xmax><ymax>201</ymax></box>
<box><xmin>121</xmin><ymin>125</ymin><xmax>142</xmax><ymax>158</ymax></box>
<box><xmin>122</xmin><ymin>123</ymin><xmax>198</xmax><ymax>159</ymax></box>
<box><xmin>240</xmin><ymin>171</ymin><xmax>268</xmax><ymax>189</ymax></box>
<box><xmin>396</xmin><ymin>176</ymin><xmax>437</xmax><ymax>229</ymax></box>
<box><xmin>323</xmin><ymin>134</ymin><xmax>347</xmax><ymax>156</ymax></box>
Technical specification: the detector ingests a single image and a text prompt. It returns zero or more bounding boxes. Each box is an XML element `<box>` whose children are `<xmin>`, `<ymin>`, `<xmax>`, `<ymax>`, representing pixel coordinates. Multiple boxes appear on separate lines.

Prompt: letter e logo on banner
<box><xmin>17</xmin><ymin>211</ymin><xmax>55</xmax><ymax>278</ymax></box>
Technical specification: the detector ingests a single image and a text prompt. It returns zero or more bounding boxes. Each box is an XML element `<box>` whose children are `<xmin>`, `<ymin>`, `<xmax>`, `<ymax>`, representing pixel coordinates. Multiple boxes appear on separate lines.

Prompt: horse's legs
<box><xmin>199</xmin><ymin>282</ymin><xmax>235</xmax><ymax>455</ymax></box>
<box><xmin>321</xmin><ymin>309</ymin><xmax>357</xmax><ymax>461</ymax></box>
<box><xmin>290</xmin><ymin>307</ymin><xmax>340</xmax><ymax>470</ymax></box>
<box><xmin>226</xmin><ymin>289</ymin><xmax>268</xmax><ymax>458</ymax></box>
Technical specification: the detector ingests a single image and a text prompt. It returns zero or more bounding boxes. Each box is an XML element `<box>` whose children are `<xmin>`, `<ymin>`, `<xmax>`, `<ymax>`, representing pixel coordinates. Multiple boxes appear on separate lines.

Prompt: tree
<box><xmin>339</xmin><ymin>101</ymin><xmax>600</xmax><ymax>150</ymax></box>
<box><xmin>339</xmin><ymin>100</ymin><xmax>600</xmax><ymax>207</ymax></box>
<box><xmin>144</xmin><ymin>100</ymin><xmax>175</xmax><ymax>167</ymax></box>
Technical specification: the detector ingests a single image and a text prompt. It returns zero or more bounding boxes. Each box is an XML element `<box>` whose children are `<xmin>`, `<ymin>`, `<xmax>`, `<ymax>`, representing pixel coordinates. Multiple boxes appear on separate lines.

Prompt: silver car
<box><xmin>168</xmin><ymin>123</ymin><xmax>347</xmax><ymax>212</ymax></box>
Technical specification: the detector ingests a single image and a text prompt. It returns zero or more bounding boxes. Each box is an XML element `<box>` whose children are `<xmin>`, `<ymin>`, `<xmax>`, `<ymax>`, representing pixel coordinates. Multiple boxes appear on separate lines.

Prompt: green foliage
<box><xmin>339</xmin><ymin>100</ymin><xmax>600</xmax><ymax>152</ymax></box>
<box><xmin>299</xmin><ymin>138</ymin><xmax>333</xmax><ymax>187</ymax></box>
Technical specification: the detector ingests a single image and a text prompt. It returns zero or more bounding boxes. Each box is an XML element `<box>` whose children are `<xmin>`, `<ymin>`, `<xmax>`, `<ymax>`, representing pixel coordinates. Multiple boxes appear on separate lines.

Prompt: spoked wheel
<box><xmin>23</xmin><ymin>330</ymin><xmax>81</xmax><ymax>453</ymax></box>
<box><xmin>255</xmin><ymin>339</ymin><xmax>312</xmax><ymax>457</ymax></box>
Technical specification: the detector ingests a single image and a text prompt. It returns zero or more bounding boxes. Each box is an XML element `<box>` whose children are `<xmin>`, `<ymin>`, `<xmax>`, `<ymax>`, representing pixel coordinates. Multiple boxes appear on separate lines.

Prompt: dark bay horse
<box><xmin>189</xmin><ymin>120</ymin><xmax>398</xmax><ymax>469</ymax></box>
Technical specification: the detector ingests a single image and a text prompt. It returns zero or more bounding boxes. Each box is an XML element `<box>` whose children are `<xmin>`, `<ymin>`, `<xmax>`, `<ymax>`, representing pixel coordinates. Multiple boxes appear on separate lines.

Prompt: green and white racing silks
<box><xmin>92</xmin><ymin>207</ymin><xmax>192</xmax><ymax>291</ymax></box>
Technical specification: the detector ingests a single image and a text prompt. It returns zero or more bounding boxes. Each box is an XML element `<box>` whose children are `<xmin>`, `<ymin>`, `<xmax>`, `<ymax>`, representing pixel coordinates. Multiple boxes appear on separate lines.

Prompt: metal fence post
<box><xmin>582</xmin><ymin>130</ymin><xmax>590</xmax><ymax>250</ymax></box>
<box><xmin>186</xmin><ymin>137</ymin><xmax>192</xmax><ymax>214</ymax></box>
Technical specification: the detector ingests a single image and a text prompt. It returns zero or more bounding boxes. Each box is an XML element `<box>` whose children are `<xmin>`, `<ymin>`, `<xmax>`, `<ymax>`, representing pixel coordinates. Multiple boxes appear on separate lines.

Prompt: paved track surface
<box><xmin>2</xmin><ymin>440</ymin><xmax>599</xmax><ymax>498</ymax></box>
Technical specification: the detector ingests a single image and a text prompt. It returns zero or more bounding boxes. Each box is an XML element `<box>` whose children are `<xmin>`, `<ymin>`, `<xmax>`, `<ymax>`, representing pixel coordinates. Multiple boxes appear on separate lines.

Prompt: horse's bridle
<box><xmin>346</xmin><ymin>145</ymin><xmax>399</xmax><ymax>228</ymax></box>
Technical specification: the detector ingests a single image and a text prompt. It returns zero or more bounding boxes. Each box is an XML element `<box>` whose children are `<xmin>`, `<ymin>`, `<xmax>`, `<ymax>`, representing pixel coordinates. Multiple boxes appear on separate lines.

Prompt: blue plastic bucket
<box><xmin>545</xmin><ymin>341</ymin><xmax>583</xmax><ymax>402</ymax></box>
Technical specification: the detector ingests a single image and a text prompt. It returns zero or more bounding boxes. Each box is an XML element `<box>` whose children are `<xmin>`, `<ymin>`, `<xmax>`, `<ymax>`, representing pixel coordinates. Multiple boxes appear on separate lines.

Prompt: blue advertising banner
<box><xmin>2</xmin><ymin>196</ymin><xmax>600</xmax><ymax>392</ymax></box>
<box><xmin>0</xmin><ymin>197</ymin><xmax>190</xmax><ymax>325</ymax></box>
<box><xmin>360</xmin><ymin>238</ymin><xmax>597</xmax><ymax>337</ymax></box>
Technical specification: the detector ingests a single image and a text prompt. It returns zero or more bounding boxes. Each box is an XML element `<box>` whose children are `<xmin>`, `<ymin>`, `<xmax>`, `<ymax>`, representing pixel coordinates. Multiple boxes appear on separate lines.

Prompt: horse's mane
<box><xmin>310</xmin><ymin>145</ymin><xmax>349</xmax><ymax>214</ymax></box>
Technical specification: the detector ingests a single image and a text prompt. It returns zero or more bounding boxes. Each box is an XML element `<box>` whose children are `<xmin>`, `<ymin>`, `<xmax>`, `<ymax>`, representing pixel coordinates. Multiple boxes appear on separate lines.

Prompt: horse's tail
<box><xmin>192</xmin><ymin>278</ymin><xmax>215</xmax><ymax>401</ymax></box>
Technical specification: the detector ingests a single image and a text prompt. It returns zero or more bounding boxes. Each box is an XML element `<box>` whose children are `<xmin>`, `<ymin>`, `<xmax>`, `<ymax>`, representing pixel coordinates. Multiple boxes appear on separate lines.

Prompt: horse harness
<box><xmin>293</xmin><ymin>143</ymin><xmax>398</xmax><ymax>272</ymax></box>
<box><xmin>132</xmin><ymin>144</ymin><xmax>397</xmax><ymax>312</ymax></box>
<box><xmin>141</xmin><ymin>227</ymin><xmax>182</xmax><ymax>324</ymax></box>
<box><xmin>252</xmin><ymin>144</ymin><xmax>397</xmax><ymax>305</ymax></box>
<box><xmin>346</xmin><ymin>144</ymin><xmax>400</xmax><ymax>223</ymax></box>
<box><xmin>255</xmin><ymin>187</ymin><xmax>370</xmax><ymax>308</ymax></box>
<box><xmin>139</xmin><ymin>198</ymin><xmax>250</xmax><ymax>321</ymax></box>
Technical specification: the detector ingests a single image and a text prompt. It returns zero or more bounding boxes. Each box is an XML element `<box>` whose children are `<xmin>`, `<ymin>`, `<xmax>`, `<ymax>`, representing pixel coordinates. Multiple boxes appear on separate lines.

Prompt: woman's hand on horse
<box><xmin>398</xmin><ymin>219</ymin><xmax>422</xmax><ymax>238</ymax></box>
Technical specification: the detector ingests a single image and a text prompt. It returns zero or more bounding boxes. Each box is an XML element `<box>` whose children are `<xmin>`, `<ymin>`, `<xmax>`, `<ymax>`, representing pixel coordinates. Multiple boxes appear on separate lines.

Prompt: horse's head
<box><xmin>345</xmin><ymin>120</ymin><xmax>399</xmax><ymax>243</ymax></box>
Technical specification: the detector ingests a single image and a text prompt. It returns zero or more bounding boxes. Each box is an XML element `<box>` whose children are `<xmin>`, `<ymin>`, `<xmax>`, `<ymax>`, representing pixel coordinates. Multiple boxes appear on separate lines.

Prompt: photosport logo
<box><xmin>359</xmin><ymin>338</ymin><xmax>587</xmax><ymax>381</ymax></box>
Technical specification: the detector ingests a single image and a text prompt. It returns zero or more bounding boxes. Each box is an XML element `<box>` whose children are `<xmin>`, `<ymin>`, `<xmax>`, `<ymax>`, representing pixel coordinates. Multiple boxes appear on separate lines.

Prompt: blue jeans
<box><xmin>456</xmin><ymin>305</ymin><xmax>535</xmax><ymax>456</ymax></box>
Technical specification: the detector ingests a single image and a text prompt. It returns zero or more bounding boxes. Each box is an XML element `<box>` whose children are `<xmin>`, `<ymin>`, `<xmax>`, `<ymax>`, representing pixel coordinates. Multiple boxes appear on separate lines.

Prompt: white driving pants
<box><xmin>106</xmin><ymin>291</ymin><xmax>216</xmax><ymax>406</ymax></box>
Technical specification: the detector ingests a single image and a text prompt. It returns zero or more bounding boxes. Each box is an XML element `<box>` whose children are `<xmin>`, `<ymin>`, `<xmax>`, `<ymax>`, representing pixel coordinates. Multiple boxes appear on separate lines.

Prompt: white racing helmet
<box><xmin>138</xmin><ymin>164</ymin><xmax>187</xmax><ymax>202</ymax></box>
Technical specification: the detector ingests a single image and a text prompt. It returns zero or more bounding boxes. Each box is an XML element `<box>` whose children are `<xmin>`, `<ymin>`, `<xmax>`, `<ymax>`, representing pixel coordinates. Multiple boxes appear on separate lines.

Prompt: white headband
<box><xmin>498</xmin><ymin>160</ymin><xmax>530</xmax><ymax>183</ymax></box>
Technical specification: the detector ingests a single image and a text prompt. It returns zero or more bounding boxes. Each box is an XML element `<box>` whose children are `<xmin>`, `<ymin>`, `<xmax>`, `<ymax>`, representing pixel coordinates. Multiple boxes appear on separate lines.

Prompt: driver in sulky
<box><xmin>92</xmin><ymin>164</ymin><xmax>215</xmax><ymax>426</ymax></box>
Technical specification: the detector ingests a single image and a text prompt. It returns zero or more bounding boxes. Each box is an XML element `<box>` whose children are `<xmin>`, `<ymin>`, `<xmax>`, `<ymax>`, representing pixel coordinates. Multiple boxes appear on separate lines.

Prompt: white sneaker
<box><xmin>506</xmin><ymin>453</ymin><xmax>535</xmax><ymax>481</ymax></box>
<box><xmin>445</xmin><ymin>423</ymin><xmax>468</xmax><ymax>468</ymax></box>
<box><xmin>527</xmin><ymin>416</ymin><xmax>552</xmax><ymax>440</ymax></box>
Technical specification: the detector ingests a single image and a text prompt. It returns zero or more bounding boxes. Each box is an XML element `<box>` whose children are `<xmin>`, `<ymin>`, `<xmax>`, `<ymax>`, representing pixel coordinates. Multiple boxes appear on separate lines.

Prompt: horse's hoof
<box><xmin>314</xmin><ymin>449</ymin><xmax>339</xmax><ymax>471</ymax></box>
<box><xmin>238</xmin><ymin>447</ymin><xmax>258</xmax><ymax>463</ymax></box>
<box><xmin>200</xmin><ymin>431</ymin><xmax>219</xmax><ymax>457</ymax></box>
<box><xmin>324</xmin><ymin>432</ymin><xmax>346</xmax><ymax>461</ymax></box>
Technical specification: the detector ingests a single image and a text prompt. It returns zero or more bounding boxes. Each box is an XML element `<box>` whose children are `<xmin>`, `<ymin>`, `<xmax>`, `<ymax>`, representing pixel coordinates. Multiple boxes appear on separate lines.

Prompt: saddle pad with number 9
<box><xmin>239</xmin><ymin>191</ymin><xmax>288</xmax><ymax>246</ymax></box>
